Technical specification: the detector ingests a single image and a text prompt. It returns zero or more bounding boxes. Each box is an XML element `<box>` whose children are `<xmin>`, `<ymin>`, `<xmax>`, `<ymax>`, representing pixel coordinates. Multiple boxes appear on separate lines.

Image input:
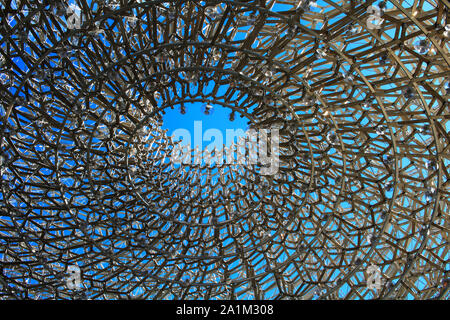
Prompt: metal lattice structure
<box><xmin>0</xmin><ymin>0</ymin><xmax>449</xmax><ymax>300</ymax></box>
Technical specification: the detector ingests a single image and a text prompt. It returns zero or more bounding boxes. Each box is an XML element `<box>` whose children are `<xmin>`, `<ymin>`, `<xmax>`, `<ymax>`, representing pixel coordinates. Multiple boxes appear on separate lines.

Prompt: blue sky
<box><xmin>162</xmin><ymin>100</ymin><xmax>249</xmax><ymax>149</ymax></box>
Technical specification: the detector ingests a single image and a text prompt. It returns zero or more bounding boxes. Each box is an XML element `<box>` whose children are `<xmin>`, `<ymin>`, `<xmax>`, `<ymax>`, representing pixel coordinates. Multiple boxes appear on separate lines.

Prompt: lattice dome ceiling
<box><xmin>0</xmin><ymin>0</ymin><xmax>449</xmax><ymax>300</ymax></box>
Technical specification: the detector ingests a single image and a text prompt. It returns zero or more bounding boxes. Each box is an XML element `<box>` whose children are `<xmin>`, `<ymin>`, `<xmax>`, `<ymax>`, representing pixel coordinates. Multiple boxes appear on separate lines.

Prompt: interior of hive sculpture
<box><xmin>0</xmin><ymin>0</ymin><xmax>449</xmax><ymax>300</ymax></box>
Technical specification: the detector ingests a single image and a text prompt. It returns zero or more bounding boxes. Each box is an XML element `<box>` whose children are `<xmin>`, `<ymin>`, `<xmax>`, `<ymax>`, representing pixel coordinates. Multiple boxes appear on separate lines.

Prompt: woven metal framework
<box><xmin>0</xmin><ymin>0</ymin><xmax>449</xmax><ymax>300</ymax></box>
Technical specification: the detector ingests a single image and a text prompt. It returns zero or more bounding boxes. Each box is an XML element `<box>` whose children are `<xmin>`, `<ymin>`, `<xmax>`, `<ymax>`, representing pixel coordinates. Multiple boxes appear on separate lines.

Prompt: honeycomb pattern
<box><xmin>0</xmin><ymin>0</ymin><xmax>448</xmax><ymax>299</ymax></box>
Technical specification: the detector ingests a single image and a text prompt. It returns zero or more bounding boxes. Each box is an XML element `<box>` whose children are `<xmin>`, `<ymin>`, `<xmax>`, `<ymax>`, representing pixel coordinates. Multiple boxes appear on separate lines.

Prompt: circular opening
<box><xmin>162</xmin><ymin>102</ymin><xmax>249</xmax><ymax>150</ymax></box>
